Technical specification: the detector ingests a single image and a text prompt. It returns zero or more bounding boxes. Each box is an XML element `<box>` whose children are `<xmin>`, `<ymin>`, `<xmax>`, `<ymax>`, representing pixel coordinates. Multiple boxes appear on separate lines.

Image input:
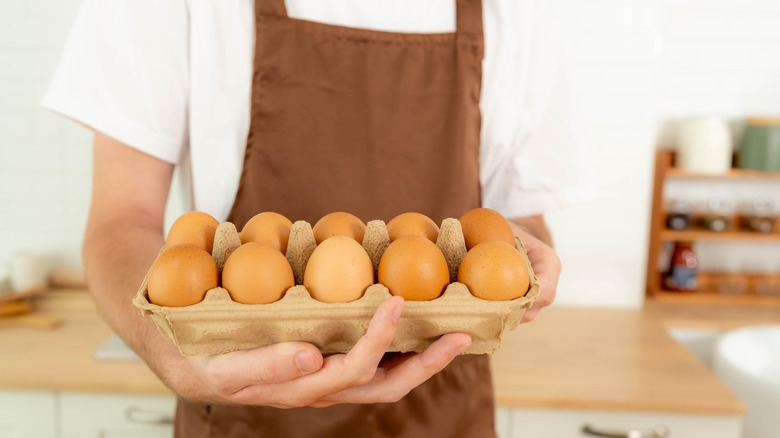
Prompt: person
<box><xmin>45</xmin><ymin>0</ymin><xmax>593</xmax><ymax>436</ymax></box>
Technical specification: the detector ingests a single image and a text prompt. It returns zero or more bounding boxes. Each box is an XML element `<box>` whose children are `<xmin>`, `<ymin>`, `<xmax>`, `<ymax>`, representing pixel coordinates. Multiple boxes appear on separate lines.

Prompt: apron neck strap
<box><xmin>456</xmin><ymin>0</ymin><xmax>483</xmax><ymax>36</ymax></box>
<box><xmin>256</xmin><ymin>0</ymin><xmax>288</xmax><ymax>17</ymax></box>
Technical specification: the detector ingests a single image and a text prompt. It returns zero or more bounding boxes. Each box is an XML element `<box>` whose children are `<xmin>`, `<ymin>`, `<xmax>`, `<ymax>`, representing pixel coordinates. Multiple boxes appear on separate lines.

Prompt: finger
<box><xmin>341</xmin><ymin>295</ymin><xmax>404</xmax><ymax>374</ymax></box>
<box><xmin>522</xmin><ymin>307</ymin><xmax>542</xmax><ymax>322</ymax></box>
<box><xmin>189</xmin><ymin>341</ymin><xmax>324</xmax><ymax>396</ymax></box>
<box><xmin>516</xmin><ymin>231</ymin><xmax>560</xmax><ymax>322</ymax></box>
<box><xmin>230</xmin><ymin>296</ymin><xmax>404</xmax><ymax>405</ymax></box>
<box><xmin>314</xmin><ymin>332</ymin><xmax>471</xmax><ymax>406</ymax></box>
<box><xmin>521</xmin><ymin>231</ymin><xmax>561</xmax><ymax>282</ymax></box>
<box><xmin>526</xmin><ymin>248</ymin><xmax>559</xmax><ymax>310</ymax></box>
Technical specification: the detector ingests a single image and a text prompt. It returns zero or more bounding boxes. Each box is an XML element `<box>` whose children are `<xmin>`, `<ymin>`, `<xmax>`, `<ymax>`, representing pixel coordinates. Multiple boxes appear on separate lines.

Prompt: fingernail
<box><xmin>456</xmin><ymin>337</ymin><xmax>472</xmax><ymax>354</ymax></box>
<box><xmin>391</xmin><ymin>300</ymin><xmax>403</xmax><ymax>324</ymax></box>
<box><xmin>294</xmin><ymin>350</ymin><xmax>320</xmax><ymax>373</ymax></box>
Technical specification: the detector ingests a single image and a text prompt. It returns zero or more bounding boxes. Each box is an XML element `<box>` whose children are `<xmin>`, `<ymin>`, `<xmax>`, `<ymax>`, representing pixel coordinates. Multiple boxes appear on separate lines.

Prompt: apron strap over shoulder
<box><xmin>255</xmin><ymin>0</ymin><xmax>288</xmax><ymax>18</ymax></box>
<box><xmin>456</xmin><ymin>0</ymin><xmax>484</xmax><ymax>36</ymax></box>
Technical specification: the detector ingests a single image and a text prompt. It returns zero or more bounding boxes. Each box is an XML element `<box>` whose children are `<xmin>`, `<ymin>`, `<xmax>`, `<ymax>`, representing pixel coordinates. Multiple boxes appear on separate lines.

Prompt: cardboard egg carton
<box><xmin>133</xmin><ymin>218</ymin><xmax>540</xmax><ymax>356</ymax></box>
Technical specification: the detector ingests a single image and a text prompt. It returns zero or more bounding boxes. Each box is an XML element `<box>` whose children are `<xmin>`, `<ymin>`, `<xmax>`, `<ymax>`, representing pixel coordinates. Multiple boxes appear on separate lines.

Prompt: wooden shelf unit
<box><xmin>659</xmin><ymin>229</ymin><xmax>780</xmax><ymax>243</ymax></box>
<box><xmin>666</xmin><ymin>167</ymin><xmax>780</xmax><ymax>181</ymax></box>
<box><xmin>651</xmin><ymin>290</ymin><xmax>780</xmax><ymax>305</ymax></box>
<box><xmin>646</xmin><ymin>150</ymin><xmax>780</xmax><ymax>305</ymax></box>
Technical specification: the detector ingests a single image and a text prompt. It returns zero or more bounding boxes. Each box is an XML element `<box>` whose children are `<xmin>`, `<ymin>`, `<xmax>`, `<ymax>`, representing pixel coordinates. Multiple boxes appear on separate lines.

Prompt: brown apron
<box><xmin>175</xmin><ymin>0</ymin><xmax>495</xmax><ymax>436</ymax></box>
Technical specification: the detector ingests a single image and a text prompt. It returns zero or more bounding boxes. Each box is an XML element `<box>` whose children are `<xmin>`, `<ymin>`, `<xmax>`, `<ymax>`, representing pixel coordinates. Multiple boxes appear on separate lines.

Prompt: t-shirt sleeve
<box><xmin>43</xmin><ymin>0</ymin><xmax>190</xmax><ymax>164</ymax></box>
<box><xmin>480</xmin><ymin>0</ymin><xmax>596</xmax><ymax>219</ymax></box>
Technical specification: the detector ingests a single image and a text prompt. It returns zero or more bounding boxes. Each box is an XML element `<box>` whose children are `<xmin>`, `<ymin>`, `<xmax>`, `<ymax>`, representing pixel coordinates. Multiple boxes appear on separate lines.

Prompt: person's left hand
<box><xmin>509</xmin><ymin>225</ymin><xmax>561</xmax><ymax>322</ymax></box>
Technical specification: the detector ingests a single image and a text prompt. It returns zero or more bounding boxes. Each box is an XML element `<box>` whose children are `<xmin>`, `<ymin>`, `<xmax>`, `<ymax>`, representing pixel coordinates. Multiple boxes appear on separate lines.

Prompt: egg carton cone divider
<box><xmin>134</xmin><ymin>218</ymin><xmax>539</xmax><ymax>356</ymax></box>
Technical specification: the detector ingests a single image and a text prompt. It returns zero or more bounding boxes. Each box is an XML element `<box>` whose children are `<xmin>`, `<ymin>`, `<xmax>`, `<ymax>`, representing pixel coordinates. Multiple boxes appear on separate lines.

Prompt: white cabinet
<box><xmin>59</xmin><ymin>393</ymin><xmax>175</xmax><ymax>438</ymax></box>
<box><xmin>0</xmin><ymin>390</ymin><xmax>745</xmax><ymax>438</ymax></box>
<box><xmin>0</xmin><ymin>391</ymin><xmax>57</xmax><ymax>438</ymax></box>
<box><xmin>495</xmin><ymin>407</ymin><xmax>512</xmax><ymax>438</ymax></box>
<box><xmin>505</xmin><ymin>408</ymin><xmax>742</xmax><ymax>438</ymax></box>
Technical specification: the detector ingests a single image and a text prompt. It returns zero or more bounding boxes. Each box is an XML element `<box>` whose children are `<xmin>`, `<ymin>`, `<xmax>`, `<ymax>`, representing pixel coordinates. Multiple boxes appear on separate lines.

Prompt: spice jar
<box><xmin>665</xmin><ymin>200</ymin><xmax>693</xmax><ymax>230</ymax></box>
<box><xmin>741</xmin><ymin>199</ymin><xmax>776</xmax><ymax>234</ymax></box>
<box><xmin>701</xmin><ymin>198</ymin><xmax>733</xmax><ymax>232</ymax></box>
<box><xmin>664</xmin><ymin>242</ymin><xmax>698</xmax><ymax>291</ymax></box>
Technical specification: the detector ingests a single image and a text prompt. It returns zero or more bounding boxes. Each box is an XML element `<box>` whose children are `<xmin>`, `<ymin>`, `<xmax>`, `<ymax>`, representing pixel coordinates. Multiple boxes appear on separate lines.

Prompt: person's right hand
<box><xmin>172</xmin><ymin>296</ymin><xmax>471</xmax><ymax>408</ymax></box>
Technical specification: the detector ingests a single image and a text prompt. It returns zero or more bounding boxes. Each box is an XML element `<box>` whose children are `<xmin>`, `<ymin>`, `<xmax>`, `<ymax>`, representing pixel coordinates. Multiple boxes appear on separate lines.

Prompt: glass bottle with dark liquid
<box><xmin>664</xmin><ymin>241</ymin><xmax>698</xmax><ymax>291</ymax></box>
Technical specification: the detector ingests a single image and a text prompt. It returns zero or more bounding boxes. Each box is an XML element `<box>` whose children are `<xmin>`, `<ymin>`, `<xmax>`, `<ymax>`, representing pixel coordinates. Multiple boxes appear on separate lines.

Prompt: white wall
<box><xmin>0</xmin><ymin>0</ymin><xmax>185</xmax><ymax>279</ymax></box>
<box><xmin>2</xmin><ymin>0</ymin><xmax>780</xmax><ymax>306</ymax></box>
<box><xmin>548</xmin><ymin>0</ymin><xmax>780</xmax><ymax>308</ymax></box>
<box><xmin>0</xmin><ymin>0</ymin><xmax>92</xmax><ymax>277</ymax></box>
<box><xmin>547</xmin><ymin>0</ymin><xmax>660</xmax><ymax>307</ymax></box>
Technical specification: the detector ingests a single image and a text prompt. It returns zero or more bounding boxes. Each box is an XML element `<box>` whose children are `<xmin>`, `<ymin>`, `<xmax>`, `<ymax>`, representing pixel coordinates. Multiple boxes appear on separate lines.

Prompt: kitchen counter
<box><xmin>0</xmin><ymin>289</ymin><xmax>754</xmax><ymax>415</ymax></box>
<box><xmin>645</xmin><ymin>299</ymin><xmax>780</xmax><ymax>331</ymax></box>
<box><xmin>0</xmin><ymin>290</ymin><xmax>169</xmax><ymax>395</ymax></box>
<box><xmin>492</xmin><ymin>307</ymin><xmax>744</xmax><ymax>414</ymax></box>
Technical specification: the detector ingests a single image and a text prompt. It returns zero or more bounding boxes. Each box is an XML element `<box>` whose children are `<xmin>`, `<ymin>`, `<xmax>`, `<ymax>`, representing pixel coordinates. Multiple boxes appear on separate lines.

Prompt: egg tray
<box><xmin>133</xmin><ymin>218</ymin><xmax>540</xmax><ymax>356</ymax></box>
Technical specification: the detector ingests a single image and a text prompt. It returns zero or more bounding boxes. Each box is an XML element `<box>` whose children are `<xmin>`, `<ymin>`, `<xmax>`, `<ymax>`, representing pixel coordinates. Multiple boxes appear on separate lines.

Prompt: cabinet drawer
<box><xmin>508</xmin><ymin>408</ymin><xmax>742</xmax><ymax>438</ymax></box>
<box><xmin>496</xmin><ymin>407</ymin><xmax>512</xmax><ymax>438</ymax></box>
<box><xmin>0</xmin><ymin>390</ymin><xmax>57</xmax><ymax>438</ymax></box>
<box><xmin>60</xmin><ymin>392</ymin><xmax>176</xmax><ymax>438</ymax></box>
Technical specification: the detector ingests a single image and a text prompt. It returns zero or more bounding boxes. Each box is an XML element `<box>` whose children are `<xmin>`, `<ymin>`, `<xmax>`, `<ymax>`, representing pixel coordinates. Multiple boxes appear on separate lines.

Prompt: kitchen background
<box><xmin>3</xmin><ymin>1</ymin><xmax>780</xmax><ymax>438</ymax></box>
<box><xmin>2</xmin><ymin>0</ymin><xmax>780</xmax><ymax>307</ymax></box>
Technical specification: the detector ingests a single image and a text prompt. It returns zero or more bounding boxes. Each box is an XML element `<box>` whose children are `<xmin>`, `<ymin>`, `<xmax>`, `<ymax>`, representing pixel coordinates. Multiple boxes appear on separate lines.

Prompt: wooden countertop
<box><xmin>491</xmin><ymin>307</ymin><xmax>744</xmax><ymax>415</ymax></box>
<box><xmin>645</xmin><ymin>299</ymin><xmax>780</xmax><ymax>331</ymax></box>
<box><xmin>0</xmin><ymin>290</ymin><xmax>755</xmax><ymax>415</ymax></box>
<box><xmin>0</xmin><ymin>290</ymin><xmax>170</xmax><ymax>395</ymax></box>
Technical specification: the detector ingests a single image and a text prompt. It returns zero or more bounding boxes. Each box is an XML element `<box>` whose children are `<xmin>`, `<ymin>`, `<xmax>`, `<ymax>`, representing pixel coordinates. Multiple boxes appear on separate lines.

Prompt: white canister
<box><xmin>9</xmin><ymin>252</ymin><xmax>49</xmax><ymax>292</ymax></box>
<box><xmin>676</xmin><ymin>117</ymin><xmax>733</xmax><ymax>174</ymax></box>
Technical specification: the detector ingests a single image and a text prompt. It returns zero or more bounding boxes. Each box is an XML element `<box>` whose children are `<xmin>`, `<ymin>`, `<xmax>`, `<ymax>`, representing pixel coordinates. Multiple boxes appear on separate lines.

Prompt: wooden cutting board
<box><xmin>0</xmin><ymin>285</ymin><xmax>47</xmax><ymax>303</ymax></box>
<box><xmin>0</xmin><ymin>299</ymin><xmax>62</xmax><ymax>329</ymax></box>
<box><xmin>0</xmin><ymin>299</ymin><xmax>32</xmax><ymax>316</ymax></box>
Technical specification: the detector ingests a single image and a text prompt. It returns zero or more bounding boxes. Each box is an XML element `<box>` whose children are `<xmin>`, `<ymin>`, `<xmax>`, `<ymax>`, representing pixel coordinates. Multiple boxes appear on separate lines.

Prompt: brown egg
<box><xmin>459</xmin><ymin>208</ymin><xmax>515</xmax><ymax>250</ymax></box>
<box><xmin>378</xmin><ymin>236</ymin><xmax>450</xmax><ymax>301</ymax></box>
<box><xmin>386</xmin><ymin>212</ymin><xmax>440</xmax><ymax>242</ymax></box>
<box><xmin>166</xmin><ymin>211</ymin><xmax>219</xmax><ymax>254</ymax></box>
<box><xmin>312</xmin><ymin>212</ymin><xmax>366</xmax><ymax>244</ymax></box>
<box><xmin>222</xmin><ymin>243</ymin><xmax>295</xmax><ymax>304</ymax></box>
<box><xmin>239</xmin><ymin>212</ymin><xmax>293</xmax><ymax>253</ymax></box>
<box><xmin>147</xmin><ymin>244</ymin><xmax>218</xmax><ymax>307</ymax></box>
<box><xmin>457</xmin><ymin>241</ymin><xmax>530</xmax><ymax>301</ymax></box>
<box><xmin>304</xmin><ymin>236</ymin><xmax>374</xmax><ymax>303</ymax></box>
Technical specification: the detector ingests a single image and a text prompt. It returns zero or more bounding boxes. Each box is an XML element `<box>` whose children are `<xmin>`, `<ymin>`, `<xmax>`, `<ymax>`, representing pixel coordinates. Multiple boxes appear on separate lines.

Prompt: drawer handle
<box><xmin>125</xmin><ymin>406</ymin><xmax>174</xmax><ymax>425</ymax></box>
<box><xmin>582</xmin><ymin>424</ymin><xmax>669</xmax><ymax>438</ymax></box>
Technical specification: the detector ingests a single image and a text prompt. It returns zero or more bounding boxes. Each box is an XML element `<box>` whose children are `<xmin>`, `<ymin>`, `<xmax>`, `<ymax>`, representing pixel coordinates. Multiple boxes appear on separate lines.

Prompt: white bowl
<box><xmin>713</xmin><ymin>325</ymin><xmax>780</xmax><ymax>438</ymax></box>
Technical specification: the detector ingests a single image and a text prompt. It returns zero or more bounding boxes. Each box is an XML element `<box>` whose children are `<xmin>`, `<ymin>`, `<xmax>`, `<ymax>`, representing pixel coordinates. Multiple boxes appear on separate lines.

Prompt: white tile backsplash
<box><xmin>664</xmin><ymin>13</ymin><xmax>727</xmax><ymax>40</ymax></box>
<box><xmin>5</xmin><ymin>201</ymin><xmax>66</xmax><ymax>231</ymax></box>
<box><xmin>63</xmin><ymin>172</ymin><xmax>91</xmax><ymax>201</ymax></box>
<box><xmin>0</xmin><ymin>50</ymin><xmax>60</xmax><ymax>82</ymax></box>
<box><xmin>1</xmin><ymin>0</ymin><xmax>779</xmax><ymax>306</ymax></box>
<box><xmin>1</xmin><ymin>170</ymin><xmax>66</xmax><ymax>201</ymax></box>
<box><xmin>725</xmin><ymin>14</ymin><xmax>780</xmax><ymax>41</ymax></box>
<box><xmin>5</xmin><ymin>142</ymin><xmax>64</xmax><ymax>172</ymax></box>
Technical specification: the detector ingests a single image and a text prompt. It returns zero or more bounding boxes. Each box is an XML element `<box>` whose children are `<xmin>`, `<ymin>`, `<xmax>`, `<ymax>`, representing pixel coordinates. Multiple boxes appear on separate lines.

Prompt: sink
<box><xmin>93</xmin><ymin>334</ymin><xmax>141</xmax><ymax>362</ymax></box>
<box><xmin>667</xmin><ymin>327</ymin><xmax>721</xmax><ymax>367</ymax></box>
<box><xmin>713</xmin><ymin>325</ymin><xmax>780</xmax><ymax>438</ymax></box>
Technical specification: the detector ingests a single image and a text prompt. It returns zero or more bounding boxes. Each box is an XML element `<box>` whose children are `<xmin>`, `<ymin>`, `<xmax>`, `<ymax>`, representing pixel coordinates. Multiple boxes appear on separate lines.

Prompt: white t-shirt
<box><xmin>44</xmin><ymin>0</ymin><xmax>594</xmax><ymax>222</ymax></box>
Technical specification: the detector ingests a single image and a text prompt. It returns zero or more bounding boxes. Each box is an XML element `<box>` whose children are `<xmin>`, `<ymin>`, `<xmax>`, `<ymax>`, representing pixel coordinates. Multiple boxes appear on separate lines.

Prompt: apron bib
<box><xmin>176</xmin><ymin>0</ymin><xmax>494</xmax><ymax>436</ymax></box>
